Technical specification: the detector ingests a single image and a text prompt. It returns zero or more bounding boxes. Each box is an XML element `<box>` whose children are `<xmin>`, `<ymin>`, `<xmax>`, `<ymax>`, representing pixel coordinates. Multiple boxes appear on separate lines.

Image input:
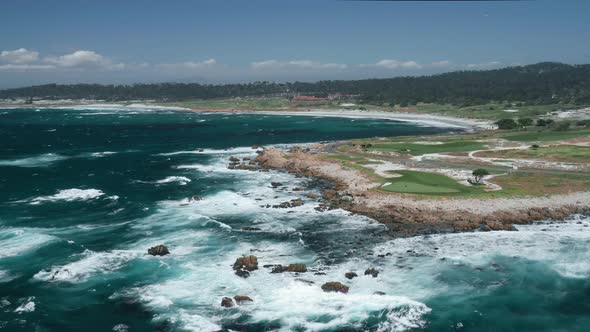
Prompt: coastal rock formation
<box><xmin>233</xmin><ymin>295</ymin><xmax>253</xmax><ymax>304</ymax></box>
<box><xmin>321</xmin><ymin>282</ymin><xmax>349</xmax><ymax>294</ymax></box>
<box><xmin>241</xmin><ymin>226</ymin><xmax>261</xmax><ymax>231</ymax></box>
<box><xmin>271</xmin><ymin>263</ymin><xmax>307</xmax><ymax>273</ymax></box>
<box><xmin>345</xmin><ymin>272</ymin><xmax>358</xmax><ymax>279</ymax></box>
<box><xmin>364</xmin><ymin>268</ymin><xmax>379</xmax><ymax>278</ymax></box>
<box><xmin>147</xmin><ymin>245</ymin><xmax>170</xmax><ymax>256</ymax></box>
<box><xmin>272</xmin><ymin>198</ymin><xmax>304</xmax><ymax>209</ymax></box>
<box><xmin>221</xmin><ymin>297</ymin><xmax>234</xmax><ymax>308</ymax></box>
<box><xmin>254</xmin><ymin>147</ymin><xmax>590</xmax><ymax>236</ymax></box>
<box><xmin>233</xmin><ymin>255</ymin><xmax>258</xmax><ymax>278</ymax></box>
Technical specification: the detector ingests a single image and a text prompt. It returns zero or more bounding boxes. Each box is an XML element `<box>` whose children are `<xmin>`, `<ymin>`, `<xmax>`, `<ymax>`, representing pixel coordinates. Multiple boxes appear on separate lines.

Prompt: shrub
<box><xmin>518</xmin><ymin>118</ymin><xmax>534</xmax><ymax>127</ymax></box>
<box><xmin>471</xmin><ymin>169</ymin><xmax>490</xmax><ymax>184</ymax></box>
<box><xmin>495</xmin><ymin>119</ymin><xmax>519</xmax><ymax>130</ymax></box>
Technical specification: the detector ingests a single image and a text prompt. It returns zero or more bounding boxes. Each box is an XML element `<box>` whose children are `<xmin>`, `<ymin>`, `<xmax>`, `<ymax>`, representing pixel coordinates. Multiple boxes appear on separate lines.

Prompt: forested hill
<box><xmin>2</xmin><ymin>62</ymin><xmax>590</xmax><ymax>106</ymax></box>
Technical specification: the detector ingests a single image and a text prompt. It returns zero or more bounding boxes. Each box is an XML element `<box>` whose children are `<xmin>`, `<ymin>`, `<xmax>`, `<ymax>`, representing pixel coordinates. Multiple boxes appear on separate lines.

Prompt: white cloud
<box><xmin>0</xmin><ymin>64</ymin><xmax>54</xmax><ymax>71</ymax></box>
<box><xmin>44</xmin><ymin>50</ymin><xmax>122</xmax><ymax>69</ymax></box>
<box><xmin>156</xmin><ymin>58</ymin><xmax>217</xmax><ymax>71</ymax></box>
<box><xmin>251</xmin><ymin>60</ymin><xmax>347</xmax><ymax>70</ymax></box>
<box><xmin>363</xmin><ymin>59</ymin><xmax>423</xmax><ymax>70</ymax></box>
<box><xmin>0</xmin><ymin>48</ymin><xmax>40</xmax><ymax>64</ymax></box>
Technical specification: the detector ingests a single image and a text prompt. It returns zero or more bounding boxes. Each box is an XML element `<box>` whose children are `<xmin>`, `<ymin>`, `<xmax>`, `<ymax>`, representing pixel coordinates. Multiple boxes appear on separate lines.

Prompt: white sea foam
<box><xmin>112</xmin><ymin>324</ymin><xmax>129</xmax><ymax>332</ymax></box>
<box><xmin>34</xmin><ymin>249</ymin><xmax>140</xmax><ymax>283</ymax></box>
<box><xmin>15</xmin><ymin>298</ymin><xmax>36</xmax><ymax>313</ymax></box>
<box><xmin>55</xmin><ymin>103</ymin><xmax>190</xmax><ymax>112</ymax></box>
<box><xmin>0</xmin><ymin>228</ymin><xmax>58</xmax><ymax>258</ymax></box>
<box><xmin>155</xmin><ymin>176</ymin><xmax>191</xmax><ymax>185</ymax></box>
<box><xmin>89</xmin><ymin>151</ymin><xmax>117</xmax><ymax>157</ymax></box>
<box><xmin>373</xmin><ymin>215</ymin><xmax>590</xmax><ymax>279</ymax></box>
<box><xmin>0</xmin><ymin>270</ymin><xmax>14</xmax><ymax>283</ymax></box>
<box><xmin>27</xmin><ymin>188</ymin><xmax>111</xmax><ymax>205</ymax></box>
<box><xmin>135</xmin><ymin>176</ymin><xmax>192</xmax><ymax>186</ymax></box>
<box><xmin>159</xmin><ymin>146</ymin><xmax>260</xmax><ymax>156</ymax></box>
<box><xmin>0</xmin><ymin>153</ymin><xmax>68</xmax><ymax>167</ymax></box>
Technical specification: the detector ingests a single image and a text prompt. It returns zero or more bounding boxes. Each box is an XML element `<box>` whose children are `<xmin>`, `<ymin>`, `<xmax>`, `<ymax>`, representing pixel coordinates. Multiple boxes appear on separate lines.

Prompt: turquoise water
<box><xmin>0</xmin><ymin>107</ymin><xmax>589</xmax><ymax>332</ymax></box>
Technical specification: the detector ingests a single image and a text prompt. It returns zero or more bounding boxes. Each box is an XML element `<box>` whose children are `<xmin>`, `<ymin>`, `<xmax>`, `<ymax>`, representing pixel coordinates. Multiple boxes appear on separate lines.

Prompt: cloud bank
<box><xmin>0</xmin><ymin>48</ymin><xmax>505</xmax><ymax>88</ymax></box>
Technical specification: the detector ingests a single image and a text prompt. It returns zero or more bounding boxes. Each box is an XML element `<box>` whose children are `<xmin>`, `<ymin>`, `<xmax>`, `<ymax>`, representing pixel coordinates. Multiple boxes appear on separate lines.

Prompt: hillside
<box><xmin>1</xmin><ymin>62</ymin><xmax>590</xmax><ymax>106</ymax></box>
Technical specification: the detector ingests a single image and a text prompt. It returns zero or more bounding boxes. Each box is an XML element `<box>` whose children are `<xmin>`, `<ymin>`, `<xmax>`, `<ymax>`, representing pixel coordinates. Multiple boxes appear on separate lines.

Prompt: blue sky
<box><xmin>1</xmin><ymin>0</ymin><xmax>589</xmax><ymax>88</ymax></box>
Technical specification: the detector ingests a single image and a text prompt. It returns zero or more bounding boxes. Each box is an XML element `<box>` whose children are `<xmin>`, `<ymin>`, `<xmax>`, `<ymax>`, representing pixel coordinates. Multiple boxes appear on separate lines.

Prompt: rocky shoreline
<box><xmin>252</xmin><ymin>146</ymin><xmax>590</xmax><ymax>236</ymax></box>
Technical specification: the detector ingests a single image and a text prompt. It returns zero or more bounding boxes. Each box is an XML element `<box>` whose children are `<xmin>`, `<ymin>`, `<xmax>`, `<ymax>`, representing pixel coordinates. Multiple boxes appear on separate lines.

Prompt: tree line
<box><xmin>1</xmin><ymin>62</ymin><xmax>590</xmax><ymax>106</ymax></box>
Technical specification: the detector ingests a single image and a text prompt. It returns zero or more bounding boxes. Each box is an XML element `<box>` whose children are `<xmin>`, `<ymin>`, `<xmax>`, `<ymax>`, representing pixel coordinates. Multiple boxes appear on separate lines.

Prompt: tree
<box><xmin>495</xmin><ymin>119</ymin><xmax>519</xmax><ymax>130</ymax></box>
<box><xmin>536</xmin><ymin>119</ymin><xmax>554</xmax><ymax>127</ymax></box>
<box><xmin>518</xmin><ymin>118</ymin><xmax>534</xmax><ymax>127</ymax></box>
<box><xmin>472</xmin><ymin>169</ymin><xmax>490</xmax><ymax>185</ymax></box>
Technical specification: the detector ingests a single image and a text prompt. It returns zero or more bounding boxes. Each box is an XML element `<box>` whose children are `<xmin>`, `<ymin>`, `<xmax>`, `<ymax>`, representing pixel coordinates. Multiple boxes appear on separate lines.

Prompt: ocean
<box><xmin>0</xmin><ymin>107</ymin><xmax>588</xmax><ymax>331</ymax></box>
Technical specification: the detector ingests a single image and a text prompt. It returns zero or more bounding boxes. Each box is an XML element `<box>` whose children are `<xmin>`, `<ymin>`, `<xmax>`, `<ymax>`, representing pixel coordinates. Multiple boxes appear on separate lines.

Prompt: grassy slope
<box><xmin>504</xmin><ymin>128</ymin><xmax>590</xmax><ymax>142</ymax></box>
<box><xmin>476</xmin><ymin>145</ymin><xmax>590</xmax><ymax>163</ymax></box>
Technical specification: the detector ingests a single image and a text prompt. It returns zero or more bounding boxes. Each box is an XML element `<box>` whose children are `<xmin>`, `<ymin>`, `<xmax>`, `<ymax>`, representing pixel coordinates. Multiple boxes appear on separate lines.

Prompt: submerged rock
<box><xmin>147</xmin><ymin>245</ymin><xmax>170</xmax><ymax>256</ymax></box>
<box><xmin>233</xmin><ymin>295</ymin><xmax>253</xmax><ymax>304</ymax></box>
<box><xmin>321</xmin><ymin>282</ymin><xmax>349</xmax><ymax>294</ymax></box>
<box><xmin>241</xmin><ymin>226</ymin><xmax>261</xmax><ymax>231</ymax></box>
<box><xmin>373</xmin><ymin>291</ymin><xmax>386</xmax><ymax>296</ymax></box>
<box><xmin>344</xmin><ymin>272</ymin><xmax>358</xmax><ymax>280</ymax></box>
<box><xmin>221</xmin><ymin>297</ymin><xmax>234</xmax><ymax>308</ymax></box>
<box><xmin>271</xmin><ymin>182</ymin><xmax>283</xmax><ymax>188</ymax></box>
<box><xmin>364</xmin><ymin>268</ymin><xmax>379</xmax><ymax>278</ymax></box>
<box><xmin>271</xmin><ymin>263</ymin><xmax>307</xmax><ymax>273</ymax></box>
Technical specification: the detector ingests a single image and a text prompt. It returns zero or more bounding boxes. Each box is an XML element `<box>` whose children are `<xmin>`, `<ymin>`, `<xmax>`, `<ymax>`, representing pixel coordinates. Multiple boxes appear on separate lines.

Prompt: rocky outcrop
<box><xmin>271</xmin><ymin>264</ymin><xmax>307</xmax><ymax>273</ymax></box>
<box><xmin>233</xmin><ymin>255</ymin><xmax>258</xmax><ymax>278</ymax></box>
<box><xmin>272</xmin><ymin>198</ymin><xmax>304</xmax><ymax>209</ymax></box>
<box><xmin>254</xmin><ymin>146</ymin><xmax>590</xmax><ymax>237</ymax></box>
<box><xmin>364</xmin><ymin>268</ymin><xmax>379</xmax><ymax>278</ymax></box>
<box><xmin>221</xmin><ymin>297</ymin><xmax>234</xmax><ymax>308</ymax></box>
<box><xmin>147</xmin><ymin>245</ymin><xmax>170</xmax><ymax>256</ymax></box>
<box><xmin>345</xmin><ymin>272</ymin><xmax>358</xmax><ymax>279</ymax></box>
<box><xmin>321</xmin><ymin>282</ymin><xmax>349</xmax><ymax>294</ymax></box>
<box><xmin>233</xmin><ymin>295</ymin><xmax>253</xmax><ymax>304</ymax></box>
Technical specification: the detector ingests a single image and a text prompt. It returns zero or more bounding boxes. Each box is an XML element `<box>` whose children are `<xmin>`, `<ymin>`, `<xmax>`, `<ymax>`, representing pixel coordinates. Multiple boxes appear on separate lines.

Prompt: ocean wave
<box><xmin>25</xmin><ymin>188</ymin><xmax>116</xmax><ymax>205</ymax></box>
<box><xmin>0</xmin><ymin>228</ymin><xmax>58</xmax><ymax>259</ymax></box>
<box><xmin>0</xmin><ymin>153</ymin><xmax>68</xmax><ymax>167</ymax></box>
<box><xmin>33</xmin><ymin>249</ymin><xmax>140</xmax><ymax>283</ymax></box>
<box><xmin>159</xmin><ymin>146</ymin><xmax>260</xmax><ymax>156</ymax></box>
<box><xmin>374</xmin><ymin>215</ymin><xmax>590</xmax><ymax>279</ymax></box>
<box><xmin>14</xmin><ymin>298</ymin><xmax>36</xmax><ymax>313</ymax></box>
<box><xmin>55</xmin><ymin>103</ymin><xmax>190</xmax><ymax>112</ymax></box>
<box><xmin>155</xmin><ymin>176</ymin><xmax>192</xmax><ymax>185</ymax></box>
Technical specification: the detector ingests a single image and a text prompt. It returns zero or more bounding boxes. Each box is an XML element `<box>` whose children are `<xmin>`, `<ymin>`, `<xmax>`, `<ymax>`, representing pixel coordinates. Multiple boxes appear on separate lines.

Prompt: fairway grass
<box><xmin>381</xmin><ymin>170</ymin><xmax>484</xmax><ymax>195</ymax></box>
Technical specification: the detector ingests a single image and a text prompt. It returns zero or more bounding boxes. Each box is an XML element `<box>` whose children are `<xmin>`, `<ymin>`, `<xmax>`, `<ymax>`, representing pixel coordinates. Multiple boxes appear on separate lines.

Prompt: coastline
<box><xmin>0</xmin><ymin>102</ymin><xmax>493</xmax><ymax>131</ymax></box>
<box><xmin>253</xmin><ymin>146</ymin><xmax>590</xmax><ymax>236</ymax></box>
